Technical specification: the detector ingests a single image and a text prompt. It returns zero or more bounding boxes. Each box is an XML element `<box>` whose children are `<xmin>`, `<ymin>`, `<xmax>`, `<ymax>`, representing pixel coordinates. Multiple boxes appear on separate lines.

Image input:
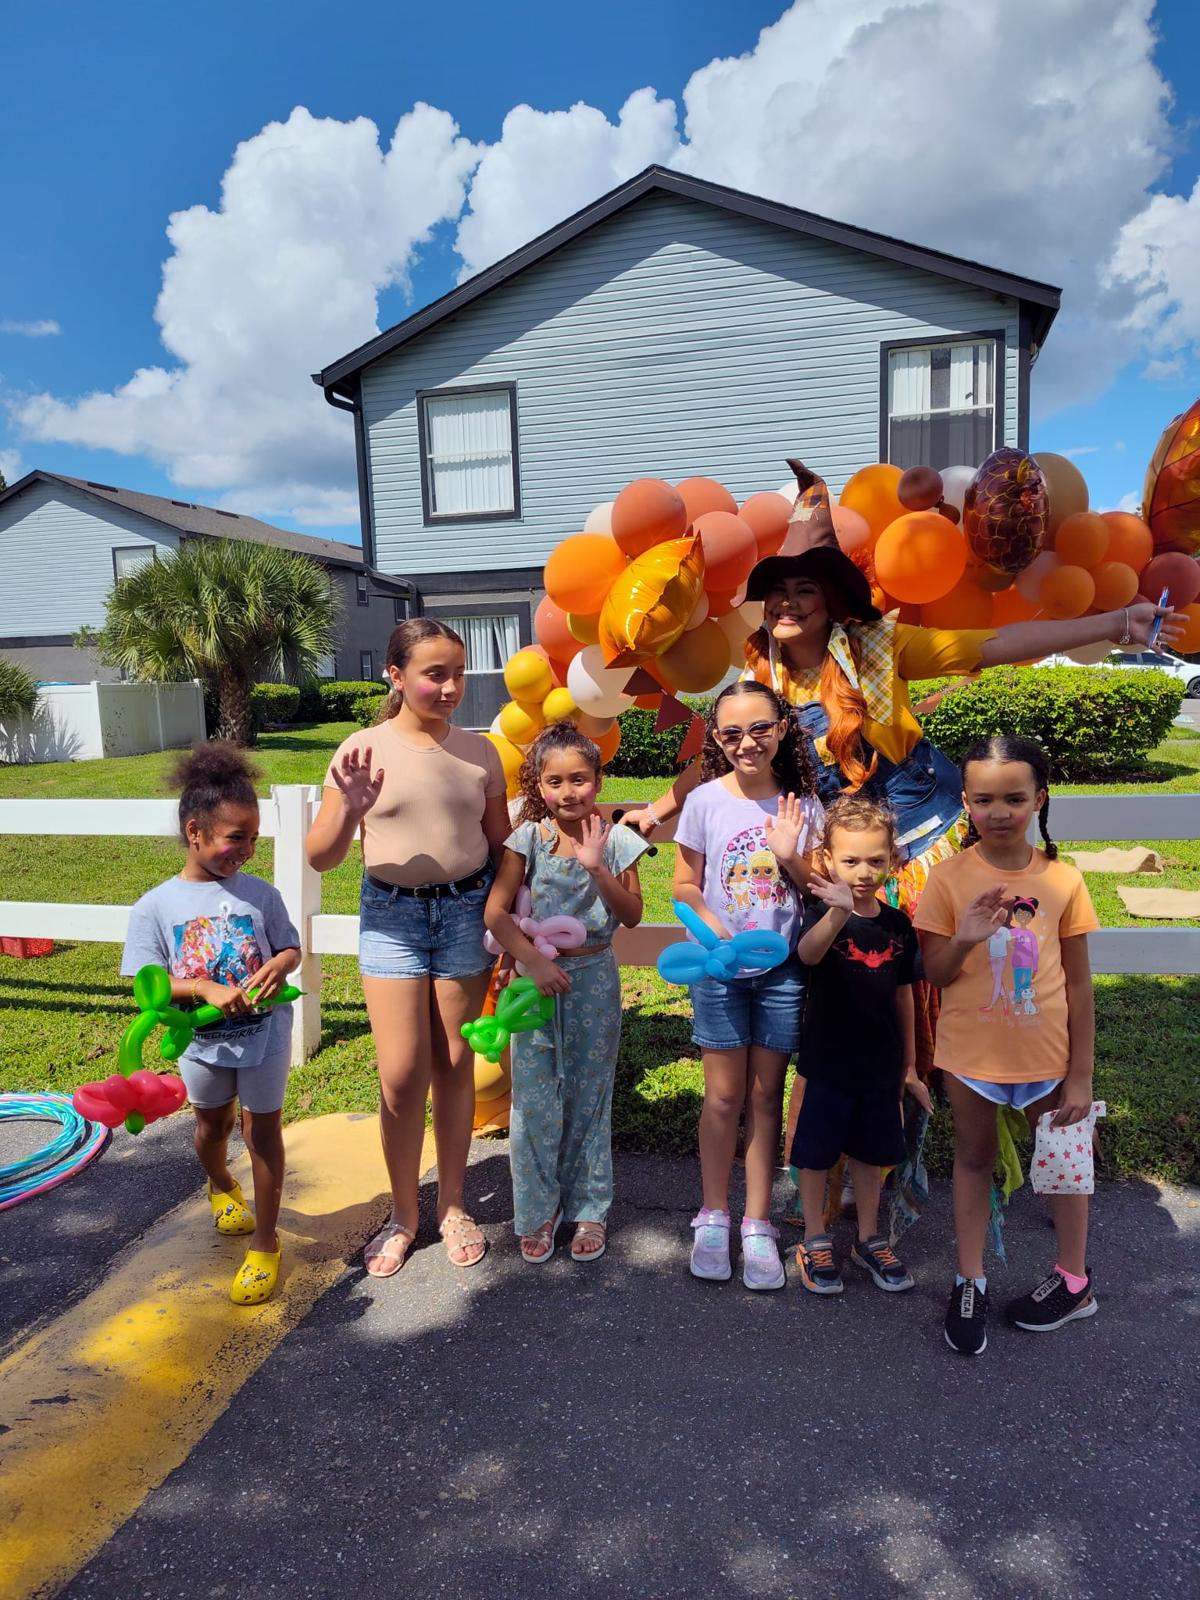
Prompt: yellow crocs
<box><xmin>230</xmin><ymin>1248</ymin><xmax>281</xmax><ymax>1306</ymax></box>
<box><xmin>209</xmin><ymin>1180</ymin><xmax>255</xmax><ymax>1236</ymax></box>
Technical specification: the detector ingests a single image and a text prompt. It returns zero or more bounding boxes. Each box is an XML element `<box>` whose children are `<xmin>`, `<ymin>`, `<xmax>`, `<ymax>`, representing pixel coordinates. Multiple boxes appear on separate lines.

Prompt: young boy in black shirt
<box><xmin>792</xmin><ymin>795</ymin><xmax>928</xmax><ymax>1296</ymax></box>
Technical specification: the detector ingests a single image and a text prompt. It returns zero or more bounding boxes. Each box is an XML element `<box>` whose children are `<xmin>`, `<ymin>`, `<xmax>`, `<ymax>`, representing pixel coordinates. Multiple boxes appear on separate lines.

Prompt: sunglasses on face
<box><xmin>712</xmin><ymin>719</ymin><xmax>783</xmax><ymax>748</ymax></box>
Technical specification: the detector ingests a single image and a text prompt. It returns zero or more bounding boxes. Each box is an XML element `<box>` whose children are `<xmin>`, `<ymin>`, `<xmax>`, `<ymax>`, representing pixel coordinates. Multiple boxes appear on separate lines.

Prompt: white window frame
<box><xmin>111</xmin><ymin>546</ymin><xmax>156</xmax><ymax>582</ymax></box>
<box><xmin>359</xmin><ymin>650</ymin><xmax>374</xmax><ymax>681</ymax></box>
<box><xmin>882</xmin><ymin>332</ymin><xmax>1003</xmax><ymax>471</ymax></box>
<box><xmin>417</xmin><ymin>384</ymin><xmax>520</xmax><ymax>524</ymax></box>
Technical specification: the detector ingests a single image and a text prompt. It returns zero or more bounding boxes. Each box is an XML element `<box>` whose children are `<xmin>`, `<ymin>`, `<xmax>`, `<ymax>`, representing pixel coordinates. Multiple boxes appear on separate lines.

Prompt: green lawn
<box><xmin>1</xmin><ymin>722</ymin><xmax>1197</xmax><ymax>1183</ymax></box>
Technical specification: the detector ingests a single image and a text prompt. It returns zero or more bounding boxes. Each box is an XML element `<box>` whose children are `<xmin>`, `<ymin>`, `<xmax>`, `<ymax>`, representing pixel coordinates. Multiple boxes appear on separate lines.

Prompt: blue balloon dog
<box><xmin>656</xmin><ymin>900</ymin><xmax>789</xmax><ymax>985</ymax></box>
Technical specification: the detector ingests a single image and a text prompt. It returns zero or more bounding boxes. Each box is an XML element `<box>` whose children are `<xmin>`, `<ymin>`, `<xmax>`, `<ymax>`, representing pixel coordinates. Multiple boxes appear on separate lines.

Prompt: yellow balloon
<box><xmin>542</xmin><ymin>686</ymin><xmax>578</xmax><ymax>723</ymax></box>
<box><xmin>567</xmin><ymin>611</ymin><xmax>600</xmax><ymax>645</ymax></box>
<box><xmin>485</xmin><ymin>731</ymin><xmax>527</xmax><ymax>789</ymax></box>
<box><xmin>598</xmin><ymin>535</ymin><xmax>705</xmax><ymax>666</ymax></box>
<box><xmin>497</xmin><ymin>700</ymin><xmax>544</xmax><ymax>747</ymax></box>
<box><xmin>503</xmin><ymin>649</ymin><xmax>553</xmax><ymax>703</ymax></box>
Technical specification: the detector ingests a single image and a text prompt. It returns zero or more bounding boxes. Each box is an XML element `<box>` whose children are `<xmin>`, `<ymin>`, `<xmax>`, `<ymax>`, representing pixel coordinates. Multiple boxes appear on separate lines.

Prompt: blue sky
<box><xmin>2</xmin><ymin>0</ymin><xmax>1198</xmax><ymax>541</ymax></box>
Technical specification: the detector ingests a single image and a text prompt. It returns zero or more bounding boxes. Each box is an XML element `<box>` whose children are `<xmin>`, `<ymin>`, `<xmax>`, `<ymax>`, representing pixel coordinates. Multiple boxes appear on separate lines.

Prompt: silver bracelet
<box><xmin>1117</xmin><ymin>607</ymin><xmax>1131</xmax><ymax>646</ymax></box>
<box><xmin>644</xmin><ymin>803</ymin><xmax>660</xmax><ymax>827</ymax></box>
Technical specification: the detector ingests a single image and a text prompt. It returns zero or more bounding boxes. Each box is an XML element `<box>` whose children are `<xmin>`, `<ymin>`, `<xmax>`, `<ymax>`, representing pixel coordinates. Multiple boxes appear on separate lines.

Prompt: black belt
<box><xmin>365</xmin><ymin>866</ymin><xmax>491</xmax><ymax>901</ymax></box>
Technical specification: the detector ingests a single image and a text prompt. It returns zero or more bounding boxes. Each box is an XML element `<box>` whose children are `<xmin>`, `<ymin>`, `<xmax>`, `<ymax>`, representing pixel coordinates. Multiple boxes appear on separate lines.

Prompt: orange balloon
<box><xmin>544</xmin><ymin>535</ymin><xmax>627</xmax><ymax>614</ymax></box>
<box><xmin>1054</xmin><ymin>512</ymin><xmax>1110</xmax><ymax>570</ymax></box>
<box><xmin>611</xmin><ymin>478</ymin><xmax>688</xmax><ymax>558</ymax></box>
<box><xmin>534</xmin><ymin>595</ymin><xmax>578</xmax><ymax>662</ymax></box>
<box><xmin>738</xmin><ymin>492</ymin><xmax>791</xmax><ymax>558</ymax></box>
<box><xmin>692</xmin><ymin>512</ymin><xmax>756</xmax><ymax>594</ymax></box>
<box><xmin>1099</xmin><ymin>512</ymin><xmax>1153</xmax><ymax>574</ymax></box>
<box><xmin>594</xmin><ymin>721</ymin><xmax>622</xmax><ymax>764</ymax></box>
<box><xmin>873</xmin><ymin>511</ymin><xmax>967</xmax><ymax>604</ymax></box>
<box><xmin>705</xmin><ymin>588</ymin><xmax>738</xmax><ymax>617</ymax></box>
<box><xmin>1039</xmin><ymin>564</ymin><xmax>1096</xmax><ymax>619</ymax></box>
<box><xmin>839</xmin><ymin>464</ymin><xmax>906</xmax><ymax>540</ymax></box>
<box><xmin>1089</xmin><ymin>561</ymin><xmax>1140</xmax><ymax>610</ymax></box>
<box><xmin>677</xmin><ymin>477</ymin><xmax>737</xmax><ymax>525</ymax></box>
<box><xmin>992</xmin><ymin>584</ymin><xmax>1041</xmax><ymax>625</ymax></box>
<box><xmin>919</xmin><ymin>572</ymin><xmax>995</xmax><ymax>629</ymax></box>
<box><xmin>598</xmin><ymin>535</ymin><xmax>705</xmax><ymax>665</ymax></box>
<box><xmin>1140</xmin><ymin>551</ymin><xmax>1200</xmax><ymax>609</ymax></box>
<box><xmin>656</xmin><ymin>619</ymin><xmax>732</xmax><ymax>693</ymax></box>
<box><xmin>1173</xmin><ymin>602</ymin><xmax>1200</xmax><ymax>653</ymax></box>
<box><xmin>831</xmin><ymin>505</ymin><xmax>871</xmax><ymax>555</ymax></box>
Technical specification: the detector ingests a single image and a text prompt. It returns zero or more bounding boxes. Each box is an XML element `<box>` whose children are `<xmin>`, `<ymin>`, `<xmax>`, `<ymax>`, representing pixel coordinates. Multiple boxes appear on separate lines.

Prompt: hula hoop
<box><xmin>0</xmin><ymin>1092</ymin><xmax>109</xmax><ymax>1210</ymax></box>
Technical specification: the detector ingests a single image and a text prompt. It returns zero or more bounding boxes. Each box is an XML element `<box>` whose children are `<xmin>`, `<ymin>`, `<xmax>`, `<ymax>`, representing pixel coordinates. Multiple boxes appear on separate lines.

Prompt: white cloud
<box><xmin>1105</xmin><ymin>177</ymin><xmax>1200</xmax><ymax>365</ymax></box>
<box><xmin>0</xmin><ymin>447</ymin><xmax>25</xmax><ymax>484</ymax></box>
<box><xmin>13</xmin><ymin>105</ymin><xmax>477</xmax><ymax>522</ymax></box>
<box><xmin>1095</xmin><ymin>490</ymin><xmax>1142</xmax><ymax>514</ymax></box>
<box><xmin>1061</xmin><ymin>446</ymin><xmax>1100</xmax><ymax>458</ymax></box>
<box><xmin>0</xmin><ymin>319</ymin><xmax>60</xmax><ymax>337</ymax></box>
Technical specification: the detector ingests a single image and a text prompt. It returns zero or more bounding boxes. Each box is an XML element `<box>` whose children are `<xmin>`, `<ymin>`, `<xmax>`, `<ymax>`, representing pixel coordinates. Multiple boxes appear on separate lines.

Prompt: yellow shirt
<box><xmin>914</xmin><ymin>847</ymin><xmax>1099</xmax><ymax>1083</ymax></box>
<box><xmin>746</xmin><ymin>619</ymin><xmax>996</xmax><ymax>766</ymax></box>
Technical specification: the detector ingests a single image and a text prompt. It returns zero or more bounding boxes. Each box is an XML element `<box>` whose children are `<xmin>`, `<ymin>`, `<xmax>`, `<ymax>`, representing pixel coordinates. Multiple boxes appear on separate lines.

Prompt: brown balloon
<box><xmin>962</xmin><ymin>448</ymin><xmax>1048</xmax><ymax>577</ymax></box>
<box><xmin>937</xmin><ymin>501</ymin><xmax>961</xmax><ymax>526</ymax></box>
<box><xmin>898</xmin><ymin>465</ymin><xmax>944</xmax><ymax>512</ymax></box>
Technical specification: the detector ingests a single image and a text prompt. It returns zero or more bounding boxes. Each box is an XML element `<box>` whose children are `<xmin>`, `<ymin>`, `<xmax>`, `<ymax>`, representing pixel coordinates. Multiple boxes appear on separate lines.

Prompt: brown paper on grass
<box><xmin>1116</xmin><ymin>886</ymin><xmax>1200</xmax><ymax>919</ymax></box>
<box><xmin>1067</xmin><ymin>847</ymin><xmax>1163</xmax><ymax>874</ymax></box>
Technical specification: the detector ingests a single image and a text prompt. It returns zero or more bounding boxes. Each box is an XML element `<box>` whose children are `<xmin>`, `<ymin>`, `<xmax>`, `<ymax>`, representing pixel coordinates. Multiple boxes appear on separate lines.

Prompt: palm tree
<box><xmin>95</xmin><ymin>538</ymin><xmax>339</xmax><ymax>745</ymax></box>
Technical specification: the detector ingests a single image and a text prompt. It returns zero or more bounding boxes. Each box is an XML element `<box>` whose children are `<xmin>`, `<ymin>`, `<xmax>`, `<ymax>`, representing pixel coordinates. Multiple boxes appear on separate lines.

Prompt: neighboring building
<box><xmin>316</xmin><ymin>164</ymin><xmax>1061</xmax><ymax>726</ymax></box>
<box><xmin>0</xmin><ymin>472</ymin><xmax>414</xmax><ymax>686</ymax></box>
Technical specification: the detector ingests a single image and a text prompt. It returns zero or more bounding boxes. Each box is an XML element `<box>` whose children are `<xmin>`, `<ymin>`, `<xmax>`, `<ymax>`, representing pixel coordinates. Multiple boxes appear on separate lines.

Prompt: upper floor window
<box><xmin>112</xmin><ymin>546</ymin><xmax>155</xmax><ymax>582</ymax></box>
<box><xmin>418</xmin><ymin>384</ymin><xmax>520</xmax><ymax>522</ymax></box>
<box><xmin>884</xmin><ymin>336</ymin><xmax>999</xmax><ymax>471</ymax></box>
<box><xmin>356</xmin><ymin>574</ymin><xmax>369</xmax><ymax>607</ymax></box>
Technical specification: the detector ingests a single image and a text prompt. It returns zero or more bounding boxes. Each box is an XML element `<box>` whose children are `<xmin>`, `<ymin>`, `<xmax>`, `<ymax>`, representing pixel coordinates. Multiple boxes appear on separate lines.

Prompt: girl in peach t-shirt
<box><xmin>916</xmin><ymin>735</ymin><xmax>1100</xmax><ymax>1358</ymax></box>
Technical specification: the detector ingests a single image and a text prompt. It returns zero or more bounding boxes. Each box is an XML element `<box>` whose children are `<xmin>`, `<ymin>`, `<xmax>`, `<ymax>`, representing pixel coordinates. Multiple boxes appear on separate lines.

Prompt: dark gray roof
<box><xmin>0</xmin><ymin>470</ymin><xmax>366</xmax><ymax>569</ymax></box>
<box><xmin>316</xmin><ymin>164</ymin><xmax>1062</xmax><ymax>395</ymax></box>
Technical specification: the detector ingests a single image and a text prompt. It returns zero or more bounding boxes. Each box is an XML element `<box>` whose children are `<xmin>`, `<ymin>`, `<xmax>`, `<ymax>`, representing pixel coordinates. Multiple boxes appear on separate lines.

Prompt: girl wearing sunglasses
<box><xmin>673</xmin><ymin>680</ymin><xmax>824</xmax><ymax>1291</ymax></box>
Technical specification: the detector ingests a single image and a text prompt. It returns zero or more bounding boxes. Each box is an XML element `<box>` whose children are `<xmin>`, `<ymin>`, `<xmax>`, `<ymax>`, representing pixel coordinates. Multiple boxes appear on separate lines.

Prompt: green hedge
<box><xmin>0</xmin><ymin>656</ymin><xmax>38</xmax><ymax>720</ymax></box>
<box><xmin>249</xmin><ymin>682</ymin><xmax>301</xmax><ymax>729</ymax></box>
<box><xmin>913</xmin><ymin>666</ymin><xmax>1183</xmax><ymax>777</ymax></box>
<box><xmin>308</xmin><ymin>679</ymin><xmax>383</xmax><ymax>720</ymax></box>
<box><xmin>355</xmin><ymin>691</ymin><xmax>388</xmax><ymax>727</ymax></box>
<box><xmin>606</xmin><ymin>696</ymin><xmax>714</xmax><ymax>777</ymax></box>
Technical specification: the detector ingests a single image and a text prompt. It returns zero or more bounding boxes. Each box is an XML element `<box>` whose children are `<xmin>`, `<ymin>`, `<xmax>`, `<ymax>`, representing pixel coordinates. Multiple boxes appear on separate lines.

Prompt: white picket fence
<box><xmin>0</xmin><ymin>787</ymin><xmax>1197</xmax><ymax>1066</ymax></box>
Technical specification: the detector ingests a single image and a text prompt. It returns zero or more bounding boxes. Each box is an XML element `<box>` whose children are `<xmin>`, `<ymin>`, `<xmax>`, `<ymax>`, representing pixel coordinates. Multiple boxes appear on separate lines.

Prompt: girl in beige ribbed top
<box><xmin>306</xmin><ymin>619</ymin><xmax>511</xmax><ymax>1279</ymax></box>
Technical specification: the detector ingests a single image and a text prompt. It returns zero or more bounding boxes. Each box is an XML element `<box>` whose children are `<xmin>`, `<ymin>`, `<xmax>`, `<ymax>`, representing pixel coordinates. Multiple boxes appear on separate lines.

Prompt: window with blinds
<box><xmin>885</xmin><ymin>339</ymin><xmax>998</xmax><ymax>470</ymax></box>
<box><xmin>419</xmin><ymin>385</ymin><xmax>519</xmax><ymax>521</ymax></box>
<box><xmin>112</xmin><ymin>546</ymin><xmax>155</xmax><ymax>581</ymax></box>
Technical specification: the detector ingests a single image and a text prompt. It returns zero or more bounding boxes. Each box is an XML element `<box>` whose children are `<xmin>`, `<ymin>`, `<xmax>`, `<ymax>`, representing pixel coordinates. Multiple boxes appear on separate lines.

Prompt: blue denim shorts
<box><xmin>689</xmin><ymin>954</ymin><xmax>805</xmax><ymax>1055</ymax></box>
<box><xmin>358</xmin><ymin>867</ymin><xmax>494</xmax><ymax>980</ymax></box>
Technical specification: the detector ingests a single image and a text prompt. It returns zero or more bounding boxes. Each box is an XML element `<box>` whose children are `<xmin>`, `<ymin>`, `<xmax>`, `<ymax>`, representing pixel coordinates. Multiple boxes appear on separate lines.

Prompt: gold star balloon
<box><xmin>1143</xmin><ymin>399</ymin><xmax>1200</xmax><ymax>557</ymax></box>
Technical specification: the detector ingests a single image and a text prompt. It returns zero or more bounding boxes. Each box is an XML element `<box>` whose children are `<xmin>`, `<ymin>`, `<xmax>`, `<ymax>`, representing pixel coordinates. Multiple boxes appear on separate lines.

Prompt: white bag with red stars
<box><xmin>1030</xmin><ymin>1101</ymin><xmax>1106</xmax><ymax>1195</ymax></box>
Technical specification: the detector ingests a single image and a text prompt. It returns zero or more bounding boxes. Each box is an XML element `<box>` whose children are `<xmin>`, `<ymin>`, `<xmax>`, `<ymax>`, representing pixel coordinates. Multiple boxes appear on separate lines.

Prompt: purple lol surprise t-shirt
<box><xmin>674</xmin><ymin>779</ymin><xmax>824</xmax><ymax>972</ymax></box>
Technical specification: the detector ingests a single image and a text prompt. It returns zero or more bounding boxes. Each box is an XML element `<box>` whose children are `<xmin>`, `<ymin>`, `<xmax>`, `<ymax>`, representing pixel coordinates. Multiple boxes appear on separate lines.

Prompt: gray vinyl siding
<box><xmin>0</xmin><ymin>477</ymin><xmax>178</xmax><ymax>636</ymax></box>
<box><xmin>362</xmin><ymin>190</ymin><xmax>1020</xmax><ymax>577</ymax></box>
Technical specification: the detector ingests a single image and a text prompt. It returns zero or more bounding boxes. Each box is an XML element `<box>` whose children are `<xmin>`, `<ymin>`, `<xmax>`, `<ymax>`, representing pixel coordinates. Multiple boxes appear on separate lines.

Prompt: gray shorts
<box><xmin>179</xmin><ymin>1045</ymin><xmax>291</xmax><ymax>1114</ymax></box>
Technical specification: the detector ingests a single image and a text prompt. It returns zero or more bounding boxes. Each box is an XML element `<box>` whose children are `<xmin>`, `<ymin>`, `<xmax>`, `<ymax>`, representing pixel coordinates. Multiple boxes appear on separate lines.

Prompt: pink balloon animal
<box><xmin>484</xmin><ymin>886</ymin><xmax>588</xmax><ymax>976</ymax></box>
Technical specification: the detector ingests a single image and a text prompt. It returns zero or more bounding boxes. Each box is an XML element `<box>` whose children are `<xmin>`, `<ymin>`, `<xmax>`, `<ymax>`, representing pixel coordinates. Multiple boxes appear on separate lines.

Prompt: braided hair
<box><xmin>513</xmin><ymin>722</ymin><xmax>603</xmax><ymax>827</ymax></box>
<box><xmin>700</xmin><ymin>680</ymin><xmax>818</xmax><ymax>799</ymax></box>
<box><xmin>960</xmin><ymin>735</ymin><xmax>1058</xmax><ymax>860</ymax></box>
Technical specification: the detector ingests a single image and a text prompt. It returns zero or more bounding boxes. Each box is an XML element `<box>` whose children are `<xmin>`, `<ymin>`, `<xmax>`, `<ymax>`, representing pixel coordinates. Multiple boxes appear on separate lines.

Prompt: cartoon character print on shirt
<box><xmin>719</xmin><ymin>827</ymin><xmax>789</xmax><ymax>928</ymax></box>
<box><xmin>979</xmin><ymin>895</ymin><xmax>1042</xmax><ymax>1026</ymax></box>
<box><xmin>172</xmin><ymin>902</ymin><xmax>264</xmax><ymax>990</ymax></box>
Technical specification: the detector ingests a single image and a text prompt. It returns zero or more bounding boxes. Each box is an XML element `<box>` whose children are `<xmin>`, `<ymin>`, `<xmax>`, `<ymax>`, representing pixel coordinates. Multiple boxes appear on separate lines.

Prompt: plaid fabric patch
<box><xmin>751</xmin><ymin>617</ymin><xmax>898</xmax><ymax>759</ymax></box>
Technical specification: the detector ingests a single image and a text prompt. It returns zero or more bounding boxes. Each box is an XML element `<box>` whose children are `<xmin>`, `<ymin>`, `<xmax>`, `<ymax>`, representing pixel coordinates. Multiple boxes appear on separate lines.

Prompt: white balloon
<box><xmin>584</xmin><ymin>501</ymin><xmax>614</xmax><ymax>536</ymax></box>
<box><xmin>489</xmin><ymin>716</ymin><xmax>503</xmax><ymax>735</ymax></box>
<box><xmin>684</xmin><ymin>593</ymin><xmax>710</xmax><ymax>631</ymax></box>
<box><xmin>776</xmin><ymin>482</ymin><xmax>798</xmax><ymax>504</ymax></box>
<box><xmin>1066</xmin><ymin>639</ymin><xmax>1117</xmax><ymax>665</ymax></box>
<box><xmin>940</xmin><ymin>465</ymin><xmax>977</xmax><ymax>514</ymax></box>
<box><xmin>566</xmin><ymin>646</ymin><xmax>635</xmax><ymax>719</ymax></box>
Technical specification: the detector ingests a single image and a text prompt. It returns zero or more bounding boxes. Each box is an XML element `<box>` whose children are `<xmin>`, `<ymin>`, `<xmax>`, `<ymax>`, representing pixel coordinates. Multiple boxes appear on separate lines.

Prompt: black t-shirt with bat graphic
<box><xmin>799</xmin><ymin>900</ymin><xmax>919</xmax><ymax>1092</ymax></box>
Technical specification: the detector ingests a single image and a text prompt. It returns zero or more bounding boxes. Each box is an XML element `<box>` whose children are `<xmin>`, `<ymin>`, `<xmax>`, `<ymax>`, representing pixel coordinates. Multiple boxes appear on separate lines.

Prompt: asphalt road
<box><xmin>56</xmin><ymin>1142</ymin><xmax>1198</xmax><ymax>1600</ymax></box>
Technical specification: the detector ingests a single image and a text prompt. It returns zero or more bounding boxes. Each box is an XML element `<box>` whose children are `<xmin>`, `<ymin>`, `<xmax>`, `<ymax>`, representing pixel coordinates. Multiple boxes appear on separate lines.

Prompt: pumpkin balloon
<box><xmin>1033</xmin><ymin>452</ymin><xmax>1090</xmax><ymax>539</ymax></box>
<box><xmin>1054</xmin><ymin>512</ymin><xmax>1110</xmax><ymax>570</ymax></box>
<box><xmin>1099</xmin><ymin>512</ymin><xmax>1153</xmax><ymax>574</ymax></box>
<box><xmin>566</xmin><ymin>648</ymin><xmax>635</xmax><ymax>719</ymax></box>
<box><xmin>898</xmin><ymin>466</ymin><xmax>944</xmax><ymax>512</ymax></box>
<box><xmin>693</xmin><ymin>512</ymin><xmax>757</xmax><ymax>594</ymax></box>
<box><xmin>598</xmin><ymin>535</ymin><xmax>705</xmax><ymax>665</ymax></box>
<box><xmin>963</xmin><ymin>448</ymin><xmax>1048</xmax><ymax>576</ymax></box>
<box><xmin>656</xmin><ymin>619</ymin><xmax>732</xmax><ymax>693</ymax></box>
<box><xmin>1089</xmin><ymin>561</ymin><xmax>1140</xmax><ymax>611</ymax></box>
<box><xmin>611</xmin><ymin>478</ymin><xmax>688</xmax><ymax>558</ymax></box>
<box><xmin>919</xmin><ymin>571</ymin><xmax>994</xmax><ymax>629</ymax></box>
<box><xmin>1142</xmin><ymin>399</ymin><xmax>1200</xmax><ymax>556</ymax></box>
<box><xmin>839</xmin><ymin>463</ymin><xmax>905</xmax><ymax>540</ymax></box>
<box><xmin>503</xmin><ymin>649</ymin><xmax>553</xmax><ymax>705</ymax></box>
<box><xmin>534</xmin><ymin>595</ymin><xmax>580</xmax><ymax>663</ymax></box>
<box><xmin>676</xmin><ymin>477</ymin><xmax>737</xmax><ymax>525</ymax></box>
<box><xmin>544</xmin><ymin>535</ymin><xmax>627</xmax><ymax>614</ymax></box>
<box><xmin>1139</xmin><ymin>551</ymin><xmax>1200</xmax><ymax>610</ymax></box>
<box><xmin>1172</xmin><ymin>601</ymin><xmax>1200</xmax><ymax>653</ymax></box>
<box><xmin>831</xmin><ymin>505</ymin><xmax>871</xmax><ymax>555</ymax></box>
<box><xmin>873</xmin><ymin>511</ymin><xmax>967</xmax><ymax>604</ymax></box>
<box><xmin>1039</xmin><ymin>564</ymin><xmax>1095</xmax><ymax>620</ymax></box>
<box><xmin>738</xmin><ymin>492</ymin><xmax>792</xmax><ymax>558</ymax></box>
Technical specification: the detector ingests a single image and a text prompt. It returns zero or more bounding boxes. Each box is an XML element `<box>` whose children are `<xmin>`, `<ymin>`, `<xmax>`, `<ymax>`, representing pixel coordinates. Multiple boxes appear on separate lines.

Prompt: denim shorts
<box><xmin>689</xmin><ymin>954</ymin><xmax>805</xmax><ymax>1055</ymax></box>
<box><xmin>358</xmin><ymin>867</ymin><xmax>494</xmax><ymax>980</ymax></box>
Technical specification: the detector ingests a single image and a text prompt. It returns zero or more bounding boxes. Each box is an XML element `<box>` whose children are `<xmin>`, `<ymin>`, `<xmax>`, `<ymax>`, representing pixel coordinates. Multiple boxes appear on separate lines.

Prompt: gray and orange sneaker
<box><xmin>851</xmin><ymin>1234</ymin><xmax>914</xmax><ymax>1293</ymax></box>
<box><xmin>795</xmin><ymin>1234</ymin><xmax>843</xmax><ymax>1296</ymax></box>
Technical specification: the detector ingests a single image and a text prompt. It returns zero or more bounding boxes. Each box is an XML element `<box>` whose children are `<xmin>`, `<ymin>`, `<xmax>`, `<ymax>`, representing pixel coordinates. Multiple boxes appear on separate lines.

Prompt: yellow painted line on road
<box><xmin>0</xmin><ymin>1113</ymin><xmax>434</xmax><ymax>1600</ymax></box>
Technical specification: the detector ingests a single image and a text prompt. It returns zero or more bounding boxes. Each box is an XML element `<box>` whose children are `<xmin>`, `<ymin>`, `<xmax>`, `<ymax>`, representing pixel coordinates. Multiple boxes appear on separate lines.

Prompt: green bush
<box><xmin>315</xmin><ymin>679</ymin><xmax>383</xmax><ymax>720</ymax></box>
<box><xmin>0</xmin><ymin>656</ymin><xmax>38</xmax><ymax>720</ymax></box>
<box><xmin>295</xmin><ymin>679</ymin><xmax>325</xmax><ymax>721</ymax></box>
<box><xmin>249</xmin><ymin>682</ymin><xmax>301</xmax><ymax>730</ymax></box>
<box><xmin>914</xmin><ymin>666</ymin><xmax>1184</xmax><ymax>777</ymax></box>
<box><xmin>606</xmin><ymin>695</ymin><xmax>714</xmax><ymax>777</ymax></box>
<box><xmin>355</xmin><ymin>691</ymin><xmax>388</xmax><ymax>727</ymax></box>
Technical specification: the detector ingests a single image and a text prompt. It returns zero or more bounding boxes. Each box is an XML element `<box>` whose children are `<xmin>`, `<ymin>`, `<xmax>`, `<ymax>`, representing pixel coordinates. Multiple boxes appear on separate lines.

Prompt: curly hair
<box><xmin>821</xmin><ymin>793</ymin><xmax>898</xmax><ymax>861</ymax></box>
<box><xmin>376</xmin><ymin>617</ymin><xmax>465</xmax><ymax>722</ymax></box>
<box><xmin>170</xmin><ymin>741</ymin><xmax>260</xmax><ymax>840</ymax></box>
<box><xmin>513</xmin><ymin>722</ymin><xmax>603</xmax><ymax>826</ymax></box>
<box><xmin>743</xmin><ymin>626</ymin><xmax>878</xmax><ymax>791</ymax></box>
<box><xmin>699</xmin><ymin>679</ymin><xmax>818</xmax><ymax>797</ymax></box>
<box><xmin>960</xmin><ymin>734</ymin><xmax>1058</xmax><ymax>860</ymax></box>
